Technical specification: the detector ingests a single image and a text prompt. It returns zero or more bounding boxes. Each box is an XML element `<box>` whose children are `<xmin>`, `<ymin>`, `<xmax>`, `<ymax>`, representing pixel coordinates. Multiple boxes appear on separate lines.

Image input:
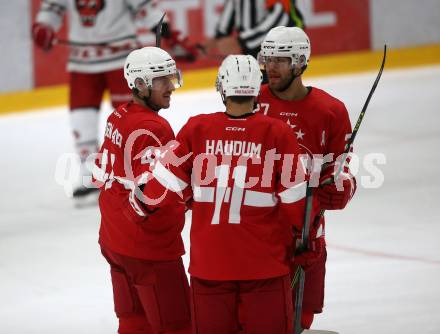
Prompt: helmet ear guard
<box><xmin>134</xmin><ymin>77</ymin><xmax>147</xmax><ymax>91</ymax></box>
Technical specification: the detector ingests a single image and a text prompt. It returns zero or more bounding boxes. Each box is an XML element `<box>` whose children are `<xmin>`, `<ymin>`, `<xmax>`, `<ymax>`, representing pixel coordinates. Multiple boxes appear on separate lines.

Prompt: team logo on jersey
<box><xmin>75</xmin><ymin>0</ymin><xmax>106</xmax><ymax>27</ymax></box>
<box><xmin>286</xmin><ymin>119</ymin><xmax>296</xmax><ymax>129</ymax></box>
<box><xmin>295</xmin><ymin>129</ymin><xmax>305</xmax><ymax>140</ymax></box>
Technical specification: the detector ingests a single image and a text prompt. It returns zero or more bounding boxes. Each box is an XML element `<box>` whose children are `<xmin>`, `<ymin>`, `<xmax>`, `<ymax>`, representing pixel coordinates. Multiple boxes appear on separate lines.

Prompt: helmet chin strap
<box><xmin>278</xmin><ymin>72</ymin><xmax>298</xmax><ymax>92</ymax></box>
<box><xmin>221</xmin><ymin>92</ymin><xmax>227</xmax><ymax>106</ymax></box>
<box><xmin>135</xmin><ymin>87</ymin><xmax>161</xmax><ymax>112</ymax></box>
<box><xmin>145</xmin><ymin>97</ymin><xmax>161</xmax><ymax>112</ymax></box>
<box><xmin>277</xmin><ymin>64</ymin><xmax>306</xmax><ymax>92</ymax></box>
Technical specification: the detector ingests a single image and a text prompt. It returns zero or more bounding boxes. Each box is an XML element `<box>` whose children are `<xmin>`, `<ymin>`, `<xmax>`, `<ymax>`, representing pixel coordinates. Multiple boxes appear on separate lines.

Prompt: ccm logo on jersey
<box><xmin>226</xmin><ymin>127</ymin><xmax>245</xmax><ymax>131</ymax></box>
<box><xmin>280</xmin><ymin>112</ymin><xmax>298</xmax><ymax>117</ymax></box>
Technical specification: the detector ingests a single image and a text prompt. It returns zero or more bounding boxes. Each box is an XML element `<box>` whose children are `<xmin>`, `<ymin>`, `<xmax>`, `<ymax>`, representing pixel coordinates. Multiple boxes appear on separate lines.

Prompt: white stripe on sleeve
<box><xmin>278</xmin><ymin>181</ymin><xmax>307</xmax><ymax>204</ymax></box>
<box><xmin>152</xmin><ymin>162</ymin><xmax>188</xmax><ymax>193</ymax></box>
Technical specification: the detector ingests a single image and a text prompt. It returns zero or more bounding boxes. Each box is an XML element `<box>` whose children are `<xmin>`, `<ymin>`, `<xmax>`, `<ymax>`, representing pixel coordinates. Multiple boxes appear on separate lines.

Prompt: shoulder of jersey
<box><xmin>254</xmin><ymin>111</ymin><xmax>291</xmax><ymax>131</ymax></box>
<box><xmin>185</xmin><ymin>112</ymin><xmax>225</xmax><ymax>126</ymax></box>
<box><xmin>312</xmin><ymin>87</ymin><xmax>346</xmax><ymax>111</ymax></box>
<box><xmin>117</xmin><ymin>103</ymin><xmax>172</xmax><ymax>130</ymax></box>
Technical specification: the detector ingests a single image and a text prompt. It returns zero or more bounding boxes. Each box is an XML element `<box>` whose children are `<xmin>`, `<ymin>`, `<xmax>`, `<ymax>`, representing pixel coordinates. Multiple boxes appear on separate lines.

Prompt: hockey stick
<box><xmin>53</xmin><ymin>13</ymin><xmax>167</xmax><ymax>48</ymax></box>
<box><xmin>53</xmin><ymin>36</ymin><xmax>136</xmax><ymax>47</ymax></box>
<box><xmin>317</xmin><ymin>44</ymin><xmax>387</xmax><ymax>217</ymax></box>
<box><xmin>155</xmin><ymin>13</ymin><xmax>166</xmax><ymax>47</ymax></box>
<box><xmin>195</xmin><ymin>43</ymin><xmax>225</xmax><ymax>60</ymax></box>
<box><xmin>292</xmin><ymin>179</ymin><xmax>314</xmax><ymax>334</ymax></box>
<box><xmin>291</xmin><ymin>45</ymin><xmax>387</xmax><ymax>334</ymax></box>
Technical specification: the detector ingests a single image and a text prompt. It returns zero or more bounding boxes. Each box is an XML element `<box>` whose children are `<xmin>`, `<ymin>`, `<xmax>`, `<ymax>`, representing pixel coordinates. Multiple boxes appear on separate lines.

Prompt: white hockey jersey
<box><xmin>36</xmin><ymin>0</ymin><xmax>163</xmax><ymax>73</ymax></box>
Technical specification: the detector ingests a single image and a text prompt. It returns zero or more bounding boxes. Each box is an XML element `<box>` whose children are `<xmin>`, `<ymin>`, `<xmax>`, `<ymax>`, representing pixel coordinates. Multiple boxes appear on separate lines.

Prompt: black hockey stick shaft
<box><xmin>155</xmin><ymin>13</ymin><xmax>166</xmax><ymax>47</ymax></box>
<box><xmin>293</xmin><ymin>184</ymin><xmax>314</xmax><ymax>334</ymax></box>
<box><xmin>292</xmin><ymin>45</ymin><xmax>387</xmax><ymax>334</ymax></box>
<box><xmin>318</xmin><ymin>45</ymin><xmax>387</xmax><ymax>217</ymax></box>
<box><xmin>54</xmin><ymin>13</ymin><xmax>167</xmax><ymax>48</ymax></box>
<box><xmin>345</xmin><ymin>45</ymin><xmax>387</xmax><ymax>154</ymax></box>
<box><xmin>54</xmin><ymin>36</ymin><xmax>136</xmax><ymax>47</ymax></box>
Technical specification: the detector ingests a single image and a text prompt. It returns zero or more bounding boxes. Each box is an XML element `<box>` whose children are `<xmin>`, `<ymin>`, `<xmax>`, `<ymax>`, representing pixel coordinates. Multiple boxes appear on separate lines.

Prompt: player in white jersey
<box><xmin>32</xmin><ymin>0</ymin><xmax>194</xmax><ymax>203</ymax></box>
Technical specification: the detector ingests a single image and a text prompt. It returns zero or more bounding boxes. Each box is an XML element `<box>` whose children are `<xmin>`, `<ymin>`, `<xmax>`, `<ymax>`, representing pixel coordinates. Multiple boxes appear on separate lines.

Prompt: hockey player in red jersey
<box><xmin>32</xmin><ymin>0</ymin><xmax>195</xmax><ymax>204</ymax></box>
<box><xmin>92</xmin><ymin>47</ymin><xmax>191</xmax><ymax>334</ymax></box>
<box><xmin>256</xmin><ymin>26</ymin><xmax>357</xmax><ymax>329</ymax></box>
<box><xmin>143</xmin><ymin>55</ymin><xmax>319</xmax><ymax>334</ymax></box>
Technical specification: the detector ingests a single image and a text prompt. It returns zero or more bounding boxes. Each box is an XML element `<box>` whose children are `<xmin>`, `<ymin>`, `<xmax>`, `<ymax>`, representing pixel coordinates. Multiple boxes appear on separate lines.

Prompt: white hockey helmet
<box><xmin>124</xmin><ymin>46</ymin><xmax>182</xmax><ymax>90</ymax></box>
<box><xmin>216</xmin><ymin>55</ymin><xmax>262</xmax><ymax>98</ymax></box>
<box><xmin>259</xmin><ymin>26</ymin><xmax>311</xmax><ymax>68</ymax></box>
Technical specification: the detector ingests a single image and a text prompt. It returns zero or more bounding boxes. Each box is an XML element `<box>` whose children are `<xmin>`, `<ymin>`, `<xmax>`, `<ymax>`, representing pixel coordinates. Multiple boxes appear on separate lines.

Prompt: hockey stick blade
<box><xmin>156</xmin><ymin>13</ymin><xmax>166</xmax><ymax>47</ymax></box>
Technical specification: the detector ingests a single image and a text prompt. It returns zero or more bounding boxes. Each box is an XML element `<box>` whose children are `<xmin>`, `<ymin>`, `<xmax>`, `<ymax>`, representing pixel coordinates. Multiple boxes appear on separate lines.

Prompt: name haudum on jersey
<box><xmin>205</xmin><ymin>140</ymin><xmax>262</xmax><ymax>158</ymax></box>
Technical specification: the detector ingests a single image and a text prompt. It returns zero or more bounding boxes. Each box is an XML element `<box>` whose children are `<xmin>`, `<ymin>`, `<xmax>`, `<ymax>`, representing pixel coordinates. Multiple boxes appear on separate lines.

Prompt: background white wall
<box><xmin>371</xmin><ymin>0</ymin><xmax>440</xmax><ymax>49</ymax></box>
<box><xmin>1</xmin><ymin>0</ymin><xmax>440</xmax><ymax>93</ymax></box>
<box><xmin>0</xmin><ymin>1</ymin><xmax>33</xmax><ymax>92</ymax></box>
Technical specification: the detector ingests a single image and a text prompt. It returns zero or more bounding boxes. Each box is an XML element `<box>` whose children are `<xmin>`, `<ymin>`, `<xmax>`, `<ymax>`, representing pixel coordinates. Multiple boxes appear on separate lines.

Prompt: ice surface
<box><xmin>1</xmin><ymin>66</ymin><xmax>439</xmax><ymax>333</ymax></box>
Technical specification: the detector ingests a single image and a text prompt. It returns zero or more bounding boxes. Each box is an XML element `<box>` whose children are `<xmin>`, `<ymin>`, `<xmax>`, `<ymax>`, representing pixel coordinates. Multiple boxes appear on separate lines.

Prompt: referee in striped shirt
<box><xmin>204</xmin><ymin>0</ymin><xmax>304</xmax><ymax>58</ymax></box>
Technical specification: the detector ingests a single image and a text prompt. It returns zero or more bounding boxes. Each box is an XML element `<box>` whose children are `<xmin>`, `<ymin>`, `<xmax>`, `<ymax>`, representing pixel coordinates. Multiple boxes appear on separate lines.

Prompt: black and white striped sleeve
<box><xmin>215</xmin><ymin>0</ymin><xmax>236</xmax><ymax>38</ymax></box>
<box><xmin>238</xmin><ymin>3</ymin><xmax>290</xmax><ymax>55</ymax></box>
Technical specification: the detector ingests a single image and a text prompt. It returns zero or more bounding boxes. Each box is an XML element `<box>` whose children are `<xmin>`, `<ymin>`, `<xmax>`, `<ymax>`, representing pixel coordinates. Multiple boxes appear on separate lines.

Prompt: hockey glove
<box><xmin>122</xmin><ymin>186</ymin><xmax>158</xmax><ymax>224</ymax></box>
<box><xmin>293</xmin><ymin>237</ymin><xmax>324</xmax><ymax>271</ymax></box>
<box><xmin>32</xmin><ymin>23</ymin><xmax>55</xmax><ymax>51</ymax></box>
<box><xmin>317</xmin><ymin>165</ymin><xmax>356</xmax><ymax>210</ymax></box>
<box><xmin>164</xmin><ymin>30</ymin><xmax>199</xmax><ymax>62</ymax></box>
<box><xmin>215</xmin><ymin>36</ymin><xmax>243</xmax><ymax>56</ymax></box>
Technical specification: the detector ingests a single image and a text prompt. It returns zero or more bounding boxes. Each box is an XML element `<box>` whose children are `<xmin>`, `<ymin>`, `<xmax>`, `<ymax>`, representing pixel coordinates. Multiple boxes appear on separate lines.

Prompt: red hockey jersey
<box><xmin>257</xmin><ymin>85</ymin><xmax>354</xmax><ymax>238</ymax></box>
<box><xmin>148</xmin><ymin>111</ymin><xmax>307</xmax><ymax>280</ymax></box>
<box><xmin>93</xmin><ymin>102</ymin><xmax>185</xmax><ymax>260</ymax></box>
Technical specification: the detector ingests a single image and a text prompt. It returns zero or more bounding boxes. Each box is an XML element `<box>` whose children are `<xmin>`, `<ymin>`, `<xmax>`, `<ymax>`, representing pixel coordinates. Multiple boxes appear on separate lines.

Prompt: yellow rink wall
<box><xmin>1</xmin><ymin>44</ymin><xmax>440</xmax><ymax>116</ymax></box>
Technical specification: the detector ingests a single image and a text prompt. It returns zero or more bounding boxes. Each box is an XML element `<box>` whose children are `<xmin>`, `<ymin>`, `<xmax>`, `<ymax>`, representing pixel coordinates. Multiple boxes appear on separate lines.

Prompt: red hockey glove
<box><xmin>317</xmin><ymin>165</ymin><xmax>356</xmax><ymax>210</ymax></box>
<box><xmin>214</xmin><ymin>36</ymin><xmax>242</xmax><ymax>56</ymax></box>
<box><xmin>32</xmin><ymin>23</ymin><xmax>55</xmax><ymax>51</ymax></box>
<box><xmin>164</xmin><ymin>30</ymin><xmax>199</xmax><ymax>62</ymax></box>
<box><xmin>293</xmin><ymin>238</ymin><xmax>324</xmax><ymax>271</ymax></box>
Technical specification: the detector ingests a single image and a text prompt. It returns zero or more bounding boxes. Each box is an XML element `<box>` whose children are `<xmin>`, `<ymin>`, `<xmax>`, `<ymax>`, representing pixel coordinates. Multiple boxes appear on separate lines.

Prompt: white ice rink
<box><xmin>1</xmin><ymin>65</ymin><xmax>439</xmax><ymax>333</ymax></box>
